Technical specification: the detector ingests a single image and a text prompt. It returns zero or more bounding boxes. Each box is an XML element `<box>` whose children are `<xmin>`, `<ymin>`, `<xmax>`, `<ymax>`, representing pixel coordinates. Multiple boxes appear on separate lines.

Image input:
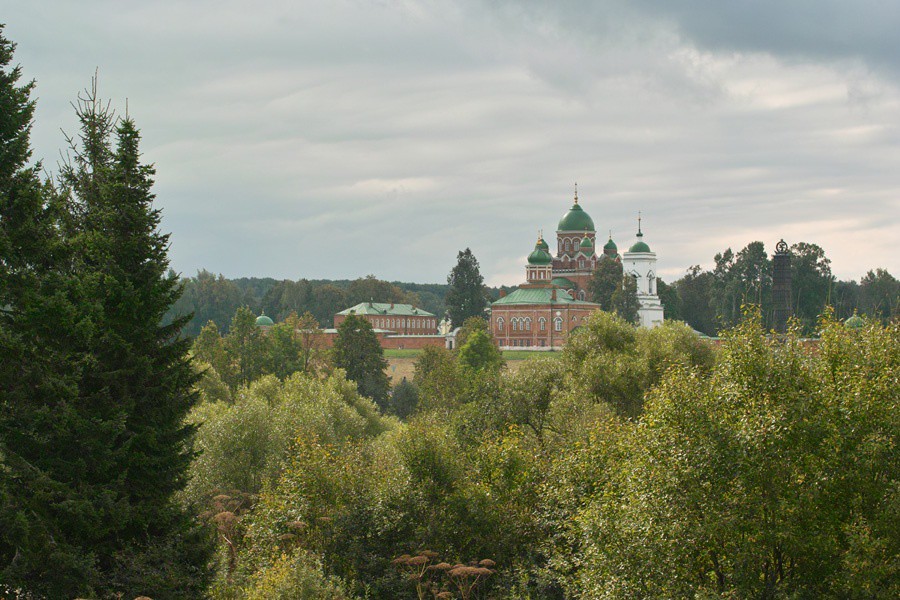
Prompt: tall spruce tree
<box><xmin>445</xmin><ymin>248</ymin><xmax>487</xmax><ymax>327</ymax></box>
<box><xmin>62</xmin><ymin>89</ymin><xmax>210</xmax><ymax>596</ymax></box>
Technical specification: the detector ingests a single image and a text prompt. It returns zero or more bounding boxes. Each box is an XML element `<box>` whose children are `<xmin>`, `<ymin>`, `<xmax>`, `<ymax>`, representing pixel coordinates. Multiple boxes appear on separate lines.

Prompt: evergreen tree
<box><xmin>59</xmin><ymin>89</ymin><xmax>210</xmax><ymax>596</ymax></box>
<box><xmin>332</xmin><ymin>313</ymin><xmax>391</xmax><ymax>406</ymax></box>
<box><xmin>446</xmin><ymin>248</ymin><xmax>487</xmax><ymax>327</ymax></box>
<box><xmin>0</xmin><ymin>26</ymin><xmax>96</xmax><ymax>594</ymax></box>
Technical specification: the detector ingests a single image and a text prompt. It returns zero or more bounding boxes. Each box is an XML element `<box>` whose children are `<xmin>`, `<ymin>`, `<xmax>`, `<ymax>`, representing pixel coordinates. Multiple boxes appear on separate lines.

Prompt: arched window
<box><xmin>539</xmin><ymin>317</ymin><xmax>546</xmax><ymax>331</ymax></box>
<box><xmin>525</xmin><ymin>318</ymin><xmax>532</xmax><ymax>331</ymax></box>
<box><xmin>578</xmin><ymin>290</ymin><xmax>586</xmax><ymax>301</ymax></box>
<box><xmin>579</xmin><ymin>259</ymin><xmax>585</xmax><ymax>269</ymax></box>
<box><xmin>497</xmin><ymin>317</ymin><xmax>504</xmax><ymax>331</ymax></box>
<box><xmin>564</xmin><ymin>240</ymin><xmax>571</xmax><ymax>252</ymax></box>
<box><xmin>554</xmin><ymin>317</ymin><xmax>563</xmax><ymax>332</ymax></box>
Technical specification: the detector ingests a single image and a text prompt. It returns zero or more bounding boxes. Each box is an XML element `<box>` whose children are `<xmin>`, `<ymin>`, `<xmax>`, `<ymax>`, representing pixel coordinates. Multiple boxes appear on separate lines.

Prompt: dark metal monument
<box><xmin>772</xmin><ymin>239</ymin><xmax>792</xmax><ymax>334</ymax></box>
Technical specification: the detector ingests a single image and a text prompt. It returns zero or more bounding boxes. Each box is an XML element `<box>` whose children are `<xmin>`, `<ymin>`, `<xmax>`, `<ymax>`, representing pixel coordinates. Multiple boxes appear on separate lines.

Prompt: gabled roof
<box><xmin>492</xmin><ymin>287</ymin><xmax>598</xmax><ymax>307</ymax></box>
<box><xmin>337</xmin><ymin>302</ymin><xmax>435</xmax><ymax>317</ymax></box>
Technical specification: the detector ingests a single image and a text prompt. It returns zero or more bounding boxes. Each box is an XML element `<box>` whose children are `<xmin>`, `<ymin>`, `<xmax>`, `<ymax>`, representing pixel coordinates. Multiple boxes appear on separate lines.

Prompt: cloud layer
<box><xmin>5</xmin><ymin>0</ymin><xmax>899</xmax><ymax>284</ymax></box>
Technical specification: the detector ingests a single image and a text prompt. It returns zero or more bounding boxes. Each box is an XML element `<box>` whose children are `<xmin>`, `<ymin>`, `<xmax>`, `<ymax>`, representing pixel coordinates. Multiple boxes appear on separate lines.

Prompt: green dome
<box><xmin>528</xmin><ymin>238</ymin><xmax>553</xmax><ymax>265</ymax></box>
<box><xmin>558</xmin><ymin>203</ymin><xmax>595</xmax><ymax>232</ymax></box>
<box><xmin>629</xmin><ymin>241</ymin><xmax>651</xmax><ymax>252</ymax></box>
<box><xmin>255</xmin><ymin>314</ymin><xmax>274</xmax><ymax>327</ymax></box>
<box><xmin>604</xmin><ymin>237</ymin><xmax>617</xmax><ymax>251</ymax></box>
<box><xmin>580</xmin><ymin>236</ymin><xmax>593</xmax><ymax>249</ymax></box>
<box><xmin>844</xmin><ymin>313</ymin><xmax>864</xmax><ymax>329</ymax></box>
<box><xmin>551</xmin><ymin>276</ymin><xmax>576</xmax><ymax>289</ymax></box>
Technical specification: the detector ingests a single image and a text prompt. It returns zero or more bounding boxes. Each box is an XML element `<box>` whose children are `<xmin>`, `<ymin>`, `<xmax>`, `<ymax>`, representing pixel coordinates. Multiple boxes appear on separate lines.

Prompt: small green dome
<box><xmin>629</xmin><ymin>241</ymin><xmax>651</xmax><ymax>252</ymax></box>
<box><xmin>558</xmin><ymin>203</ymin><xmax>595</xmax><ymax>232</ymax></box>
<box><xmin>604</xmin><ymin>237</ymin><xmax>617</xmax><ymax>251</ymax></box>
<box><xmin>537</xmin><ymin>237</ymin><xmax>549</xmax><ymax>251</ymax></box>
<box><xmin>844</xmin><ymin>313</ymin><xmax>864</xmax><ymax>329</ymax></box>
<box><xmin>580</xmin><ymin>235</ymin><xmax>593</xmax><ymax>249</ymax></box>
<box><xmin>528</xmin><ymin>245</ymin><xmax>553</xmax><ymax>265</ymax></box>
<box><xmin>255</xmin><ymin>314</ymin><xmax>274</xmax><ymax>327</ymax></box>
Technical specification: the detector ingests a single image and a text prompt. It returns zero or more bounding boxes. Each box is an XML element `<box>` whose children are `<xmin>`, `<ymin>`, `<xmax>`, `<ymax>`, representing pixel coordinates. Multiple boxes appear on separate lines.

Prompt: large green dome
<box><xmin>558</xmin><ymin>203</ymin><xmax>595</xmax><ymax>232</ymax></box>
<box><xmin>255</xmin><ymin>314</ymin><xmax>274</xmax><ymax>327</ymax></box>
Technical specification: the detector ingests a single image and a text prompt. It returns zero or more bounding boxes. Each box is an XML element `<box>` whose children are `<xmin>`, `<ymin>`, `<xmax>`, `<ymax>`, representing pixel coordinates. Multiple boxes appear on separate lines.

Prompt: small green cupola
<box><xmin>557</xmin><ymin>184</ymin><xmax>595</xmax><ymax>232</ymax></box>
<box><xmin>255</xmin><ymin>312</ymin><xmax>274</xmax><ymax>327</ymax></box>
<box><xmin>579</xmin><ymin>233</ymin><xmax>594</xmax><ymax>256</ymax></box>
<box><xmin>528</xmin><ymin>236</ymin><xmax>553</xmax><ymax>265</ymax></box>
<box><xmin>628</xmin><ymin>214</ymin><xmax>651</xmax><ymax>253</ymax></box>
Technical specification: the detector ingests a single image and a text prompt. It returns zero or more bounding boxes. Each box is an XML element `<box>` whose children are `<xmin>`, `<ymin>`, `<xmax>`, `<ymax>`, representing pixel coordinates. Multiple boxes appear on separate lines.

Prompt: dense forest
<box><xmin>2</xmin><ymin>26</ymin><xmax>899</xmax><ymax>600</ymax></box>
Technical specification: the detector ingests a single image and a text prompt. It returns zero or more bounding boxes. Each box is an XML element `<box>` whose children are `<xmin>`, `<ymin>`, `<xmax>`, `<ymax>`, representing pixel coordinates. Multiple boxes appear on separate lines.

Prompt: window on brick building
<box><xmin>497</xmin><ymin>317</ymin><xmax>504</xmax><ymax>331</ymax></box>
<box><xmin>525</xmin><ymin>318</ymin><xmax>532</xmax><ymax>331</ymax></box>
<box><xmin>540</xmin><ymin>317</ymin><xmax>546</xmax><ymax>331</ymax></box>
<box><xmin>554</xmin><ymin>317</ymin><xmax>562</xmax><ymax>332</ymax></box>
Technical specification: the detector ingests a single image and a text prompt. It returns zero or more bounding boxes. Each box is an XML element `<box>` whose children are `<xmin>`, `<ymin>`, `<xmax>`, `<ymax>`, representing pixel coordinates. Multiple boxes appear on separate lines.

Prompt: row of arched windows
<box><xmin>373</xmin><ymin>317</ymin><xmax>435</xmax><ymax>330</ymax></box>
<box><xmin>496</xmin><ymin>316</ymin><xmax>563</xmax><ymax>332</ymax></box>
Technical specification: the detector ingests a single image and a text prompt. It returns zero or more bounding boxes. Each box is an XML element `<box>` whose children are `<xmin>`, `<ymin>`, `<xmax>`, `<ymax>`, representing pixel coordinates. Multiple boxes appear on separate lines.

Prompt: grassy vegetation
<box><xmin>502</xmin><ymin>350</ymin><xmax>561</xmax><ymax>360</ymax></box>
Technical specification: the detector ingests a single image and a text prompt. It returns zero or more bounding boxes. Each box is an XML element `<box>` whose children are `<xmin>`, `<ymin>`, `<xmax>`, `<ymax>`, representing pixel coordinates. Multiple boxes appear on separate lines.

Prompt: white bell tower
<box><xmin>622</xmin><ymin>215</ymin><xmax>664</xmax><ymax>328</ymax></box>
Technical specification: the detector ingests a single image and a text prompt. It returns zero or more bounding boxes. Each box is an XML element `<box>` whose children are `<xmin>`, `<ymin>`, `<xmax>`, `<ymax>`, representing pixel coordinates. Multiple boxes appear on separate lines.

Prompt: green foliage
<box><xmin>385</xmin><ymin>378</ymin><xmax>420</xmax><ymax>419</ymax></box>
<box><xmin>414</xmin><ymin>345</ymin><xmax>464</xmax><ymax>413</ymax></box>
<box><xmin>563</xmin><ymin>311</ymin><xmax>714</xmax><ymax>418</ymax></box>
<box><xmin>446</xmin><ymin>248</ymin><xmax>488</xmax><ymax>327</ymax></box>
<box><xmin>183</xmin><ymin>372</ymin><xmax>390</xmax><ymax>508</ymax></box>
<box><xmin>333</xmin><ymin>314</ymin><xmax>391</xmax><ymax>406</ymax></box>
<box><xmin>245</xmin><ymin>550</ymin><xmax>355</xmax><ymax>599</ymax></box>
<box><xmin>576</xmin><ymin>311</ymin><xmax>899</xmax><ymax>598</ymax></box>
<box><xmin>457</xmin><ymin>329</ymin><xmax>505</xmax><ymax>374</ymax></box>
<box><xmin>859</xmin><ymin>268</ymin><xmax>899</xmax><ymax>324</ymax></box>
<box><xmin>587</xmin><ymin>257</ymin><xmax>622</xmax><ymax>311</ymax></box>
<box><xmin>455</xmin><ymin>314</ymin><xmax>488</xmax><ymax>348</ymax></box>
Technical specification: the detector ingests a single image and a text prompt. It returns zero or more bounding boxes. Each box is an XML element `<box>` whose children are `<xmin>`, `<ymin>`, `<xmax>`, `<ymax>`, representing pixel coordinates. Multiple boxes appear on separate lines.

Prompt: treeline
<box><xmin>167</xmin><ymin>272</ymin><xmax>469</xmax><ymax>336</ymax></box>
<box><xmin>660</xmin><ymin>241</ymin><xmax>898</xmax><ymax>335</ymax></box>
<box><xmin>186</xmin><ymin>311</ymin><xmax>899</xmax><ymax>599</ymax></box>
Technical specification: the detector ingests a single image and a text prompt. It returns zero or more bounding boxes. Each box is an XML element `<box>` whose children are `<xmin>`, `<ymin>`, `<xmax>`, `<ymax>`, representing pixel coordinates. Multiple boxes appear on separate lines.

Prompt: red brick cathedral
<box><xmin>490</xmin><ymin>186</ymin><xmax>663</xmax><ymax>349</ymax></box>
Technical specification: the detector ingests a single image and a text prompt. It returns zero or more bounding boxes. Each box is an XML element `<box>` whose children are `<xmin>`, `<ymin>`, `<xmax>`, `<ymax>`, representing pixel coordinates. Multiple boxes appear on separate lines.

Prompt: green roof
<box><xmin>537</xmin><ymin>237</ymin><xmax>549</xmax><ymax>251</ymax></box>
<box><xmin>492</xmin><ymin>286</ymin><xmax>598</xmax><ymax>306</ymax></box>
<box><xmin>551</xmin><ymin>276</ymin><xmax>576</xmax><ymax>289</ymax></box>
<box><xmin>255</xmin><ymin>314</ymin><xmax>274</xmax><ymax>326</ymax></box>
<box><xmin>580</xmin><ymin>236</ymin><xmax>593</xmax><ymax>248</ymax></box>
<box><xmin>337</xmin><ymin>302</ymin><xmax>435</xmax><ymax>317</ymax></box>
<box><xmin>604</xmin><ymin>237</ymin><xmax>617</xmax><ymax>251</ymax></box>
<box><xmin>558</xmin><ymin>203</ymin><xmax>595</xmax><ymax>232</ymax></box>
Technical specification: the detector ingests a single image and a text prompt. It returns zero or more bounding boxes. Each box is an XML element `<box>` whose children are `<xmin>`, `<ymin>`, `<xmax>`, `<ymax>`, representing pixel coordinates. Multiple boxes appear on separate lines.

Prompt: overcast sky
<box><xmin>4</xmin><ymin>0</ymin><xmax>899</xmax><ymax>285</ymax></box>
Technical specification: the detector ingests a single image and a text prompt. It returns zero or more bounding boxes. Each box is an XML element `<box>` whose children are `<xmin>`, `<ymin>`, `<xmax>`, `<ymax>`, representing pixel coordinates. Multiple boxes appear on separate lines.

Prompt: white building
<box><xmin>622</xmin><ymin>220</ymin><xmax>665</xmax><ymax>328</ymax></box>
